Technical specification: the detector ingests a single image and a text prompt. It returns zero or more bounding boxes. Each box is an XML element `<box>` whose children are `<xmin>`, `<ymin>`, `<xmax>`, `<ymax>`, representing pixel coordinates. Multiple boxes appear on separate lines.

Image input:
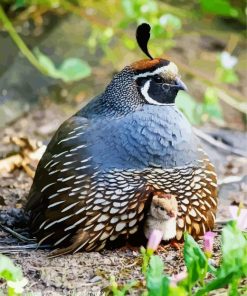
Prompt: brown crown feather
<box><xmin>130</xmin><ymin>58</ymin><xmax>170</xmax><ymax>74</ymax></box>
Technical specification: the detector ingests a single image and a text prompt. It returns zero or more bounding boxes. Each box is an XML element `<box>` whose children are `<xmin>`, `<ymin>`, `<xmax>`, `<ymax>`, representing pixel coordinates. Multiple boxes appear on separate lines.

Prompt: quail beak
<box><xmin>174</xmin><ymin>77</ymin><xmax>188</xmax><ymax>91</ymax></box>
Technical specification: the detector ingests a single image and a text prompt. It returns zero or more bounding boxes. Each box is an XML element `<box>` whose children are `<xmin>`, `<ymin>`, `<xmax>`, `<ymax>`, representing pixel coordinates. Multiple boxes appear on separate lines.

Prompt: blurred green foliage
<box><xmin>177</xmin><ymin>89</ymin><xmax>223</xmax><ymax>126</ymax></box>
<box><xmin>34</xmin><ymin>48</ymin><xmax>91</xmax><ymax>82</ymax></box>
<box><xmin>119</xmin><ymin>0</ymin><xmax>182</xmax><ymax>51</ymax></box>
<box><xmin>217</xmin><ymin>51</ymin><xmax>239</xmax><ymax>84</ymax></box>
<box><xmin>199</xmin><ymin>0</ymin><xmax>238</xmax><ymax>17</ymax></box>
<box><xmin>0</xmin><ymin>254</ymin><xmax>28</xmax><ymax>295</ymax></box>
<box><xmin>0</xmin><ymin>0</ymin><xmax>246</xmax><ymax>125</ymax></box>
<box><xmin>2</xmin><ymin>0</ymin><xmax>60</xmax><ymax>9</ymax></box>
<box><xmin>2</xmin><ymin>0</ymin><xmax>244</xmax><ymax>22</ymax></box>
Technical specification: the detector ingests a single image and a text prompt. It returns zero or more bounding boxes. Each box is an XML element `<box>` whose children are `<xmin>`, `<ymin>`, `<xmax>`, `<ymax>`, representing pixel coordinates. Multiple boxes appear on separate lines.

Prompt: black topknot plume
<box><xmin>136</xmin><ymin>23</ymin><xmax>153</xmax><ymax>60</ymax></box>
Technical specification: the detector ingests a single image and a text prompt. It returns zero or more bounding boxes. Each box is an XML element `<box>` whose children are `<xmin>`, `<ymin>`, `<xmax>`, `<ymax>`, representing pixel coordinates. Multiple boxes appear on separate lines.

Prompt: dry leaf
<box><xmin>0</xmin><ymin>155</ymin><xmax>23</xmax><ymax>174</ymax></box>
<box><xmin>0</xmin><ymin>136</ymin><xmax>46</xmax><ymax>177</ymax></box>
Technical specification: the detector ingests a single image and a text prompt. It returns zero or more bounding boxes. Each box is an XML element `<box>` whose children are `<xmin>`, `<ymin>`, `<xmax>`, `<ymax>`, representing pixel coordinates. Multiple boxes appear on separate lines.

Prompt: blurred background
<box><xmin>0</xmin><ymin>0</ymin><xmax>246</xmax><ymax>131</ymax></box>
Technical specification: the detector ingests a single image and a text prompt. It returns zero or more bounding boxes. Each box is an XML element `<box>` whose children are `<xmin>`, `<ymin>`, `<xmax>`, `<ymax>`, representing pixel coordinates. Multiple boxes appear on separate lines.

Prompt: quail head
<box><xmin>144</xmin><ymin>193</ymin><xmax>178</xmax><ymax>241</ymax></box>
<box><xmin>25</xmin><ymin>23</ymin><xmax>218</xmax><ymax>256</ymax></box>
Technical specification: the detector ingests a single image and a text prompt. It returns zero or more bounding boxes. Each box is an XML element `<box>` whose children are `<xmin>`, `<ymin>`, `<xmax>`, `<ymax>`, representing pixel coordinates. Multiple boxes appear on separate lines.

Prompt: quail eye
<box><xmin>153</xmin><ymin>75</ymin><xmax>163</xmax><ymax>83</ymax></box>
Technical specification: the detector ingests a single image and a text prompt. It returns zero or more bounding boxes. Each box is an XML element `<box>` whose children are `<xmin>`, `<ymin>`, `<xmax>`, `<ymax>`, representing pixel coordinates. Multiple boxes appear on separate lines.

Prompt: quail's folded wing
<box><xmin>26</xmin><ymin>116</ymin><xmax>98</xmax><ymax>247</ymax></box>
<box><xmin>26</xmin><ymin>115</ymin><xmax>153</xmax><ymax>253</ymax></box>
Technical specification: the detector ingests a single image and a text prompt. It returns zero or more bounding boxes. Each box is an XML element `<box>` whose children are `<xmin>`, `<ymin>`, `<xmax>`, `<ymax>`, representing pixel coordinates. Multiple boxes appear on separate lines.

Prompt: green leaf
<box><xmin>199</xmin><ymin>0</ymin><xmax>238</xmax><ymax>17</ymax></box>
<box><xmin>183</xmin><ymin>233</ymin><xmax>208</xmax><ymax>286</ymax></box>
<box><xmin>146</xmin><ymin>255</ymin><xmax>168</xmax><ymax>296</ymax></box>
<box><xmin>148</xmin><ymin>255</ymin><xmax>164</xmax><ymax>279</ymax></box>
<box><xmin>141</xmin><ymin>246</ymin><xmax>153</xmax><ymax>274</ymax></box>
<box><xmin>194</xmin><ymin>273</ymin><xmax>235</xmax><ymax>296</ymax></box>
<box><xmin>195</xmin><ymin>222</ymin><xmax>247</xmax><ymax>296</ymax></box>
<box><xmin>58</xmin><ymin>58</ymin><xmax>91</xmax><ymax>82</ymax></box>
<box><xmin>13</xmin><ymin>0</ymin><xmax>27</xmax><ymax>9</ymax></box>
<box><xmin>0</xmin><ymin>254</ymin><xmax>23</xmax><ymax>282</ymax></box>
<box><xmin>219</xmin><ymin>221</ymin><xmax>247</xmax><ymax>278</ymax></box>
<box><xmin>203</xmin><ymin>87</ymin><xmax>223</xmax><ymax>120</ymax></box>
<box><xmin>34</xmin><ymin>48</ymin><xmax>58</xmax><ymax>77</ymax></box>
<box><xmin>228</xmin><ymin>277</ymin><xmax>240</xmax><ymax>296</ymax></box>
<box><xmin>168</xmin><ymin>285</ymin><xmax>187</xmax><ymax>296</ymax></box>
<box><xmin>176</xmin><ymin>92</ymin><xmax>202</xmax><ymax>125</ymax></box>
<box><xmin>217</xmin><ymin>68</ymin><xmax>239</xmax><ymax>84</ymax></box>
<box><xmin>34</xmin><ymin>48</ymin><xmax>91</xmax><ymax>82</ymax></box>
<box><xmin>110</xmin><ymin>276</ymin><xmax>137</xmax><ymax>296</ymax></box>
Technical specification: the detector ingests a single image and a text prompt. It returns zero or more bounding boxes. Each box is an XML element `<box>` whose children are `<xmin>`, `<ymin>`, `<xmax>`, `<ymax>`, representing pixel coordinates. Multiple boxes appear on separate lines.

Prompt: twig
<box><xmin>0</xmin><ymin>223</ymin><xmax>35</xmax><ymax>242</ymax></box>
<box><xmin>0</xmin><ymin>244</ymin><xmax>50</xmax><ymax>251</ymax></box>
<box><xmin>216</xmin><ymin>88</ymin><xmax>247</xmax><ymax>115</ymax></box>
<box><xmin>124</xmin><ymin>261</ymin><xmax>139</xmax><ymax>269</ymax></box>
<box><xmin>193</xmin><ymin>127</ymin><xmax>247</xmax><ymax>157</ymax></box>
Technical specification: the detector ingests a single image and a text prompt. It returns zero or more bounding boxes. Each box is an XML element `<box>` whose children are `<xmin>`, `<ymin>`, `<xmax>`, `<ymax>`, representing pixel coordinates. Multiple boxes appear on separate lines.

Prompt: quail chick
<box><xmin>144</xmin><ymin>194</ymin><xmax>178</xmax><ymax>241</ymax></box>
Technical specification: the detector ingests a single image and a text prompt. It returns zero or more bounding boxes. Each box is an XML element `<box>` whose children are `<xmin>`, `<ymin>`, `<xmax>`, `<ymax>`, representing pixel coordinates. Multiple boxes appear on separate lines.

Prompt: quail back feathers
<box><xmin>26</xmin><ymin>24</ymin><xmax>218</xmax><ymax>256</ymax></box>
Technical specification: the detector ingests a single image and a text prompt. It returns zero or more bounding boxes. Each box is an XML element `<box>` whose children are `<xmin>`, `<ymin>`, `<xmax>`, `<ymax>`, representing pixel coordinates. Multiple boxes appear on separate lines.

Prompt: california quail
<box><xmin>144</xmin><ymin>193</ymin><xmax>178</xmax><ymax>241</ymax></box>
<box><xmin>26</xmin><ymin>23</ymin><xmax>218</xmax><ymax>256</ymax></box>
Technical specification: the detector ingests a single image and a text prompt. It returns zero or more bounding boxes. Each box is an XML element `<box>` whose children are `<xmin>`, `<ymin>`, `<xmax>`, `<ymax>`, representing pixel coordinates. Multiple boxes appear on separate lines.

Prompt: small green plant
<box><xmin>109</xmin><ymin>276</ymin><xmax>138</xmax><ymax>296</ymax></box>
<box><xmin>194</xmin><ymin>221</ymin><xmax>247</xmax><ymax>296</ymax></box>
<box><xmin>0</xmin><ymin>254</ymin><xmax>28</xmax><ymax>296</ymax></box>
<box><xmin>109</xmin><ymin>221</ymin><xmax>247</xmax><ymax>295</ymax></box>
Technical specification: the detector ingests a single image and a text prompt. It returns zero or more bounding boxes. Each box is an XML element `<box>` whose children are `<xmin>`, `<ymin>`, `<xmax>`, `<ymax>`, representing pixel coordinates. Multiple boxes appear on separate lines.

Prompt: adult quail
<box><xmin>26</xmin><ymin>23</ymin><xmax>218</xmax><ymax>256</ymax></box>
<box><xmin>144</xmin><ymin>193</ymin><xmax>178</xmax><ymax>241</ymax></box>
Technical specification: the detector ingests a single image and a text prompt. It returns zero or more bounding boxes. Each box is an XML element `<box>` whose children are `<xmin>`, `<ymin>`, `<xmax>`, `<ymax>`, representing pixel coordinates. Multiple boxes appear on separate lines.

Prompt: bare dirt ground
<box><xmin>0</xmin><ymin>103</ymin><xmax>247</xmax><ymax>295</ymax></box>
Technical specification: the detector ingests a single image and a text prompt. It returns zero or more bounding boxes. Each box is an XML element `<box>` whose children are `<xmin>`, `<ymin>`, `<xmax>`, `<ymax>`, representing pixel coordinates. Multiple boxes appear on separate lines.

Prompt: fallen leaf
<box><xmin>0</xmin><ymin>155</ymin><xmax>23</xmax><ymax>174</ymax></box>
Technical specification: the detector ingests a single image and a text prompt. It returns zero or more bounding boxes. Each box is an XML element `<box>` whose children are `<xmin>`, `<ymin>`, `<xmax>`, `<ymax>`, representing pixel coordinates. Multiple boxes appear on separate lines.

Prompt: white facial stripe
<box><xmin>134</xmin><ymin>62</ymin><xmax>178</xmax><ymax>79</ymax></box>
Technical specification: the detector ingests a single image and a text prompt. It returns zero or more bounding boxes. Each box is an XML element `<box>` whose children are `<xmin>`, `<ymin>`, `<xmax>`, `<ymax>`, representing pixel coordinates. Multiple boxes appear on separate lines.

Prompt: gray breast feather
<box><xmin>86</xmin><ymin>105</ymin><xmax>199</xmax><ymax>170</ymax></box>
